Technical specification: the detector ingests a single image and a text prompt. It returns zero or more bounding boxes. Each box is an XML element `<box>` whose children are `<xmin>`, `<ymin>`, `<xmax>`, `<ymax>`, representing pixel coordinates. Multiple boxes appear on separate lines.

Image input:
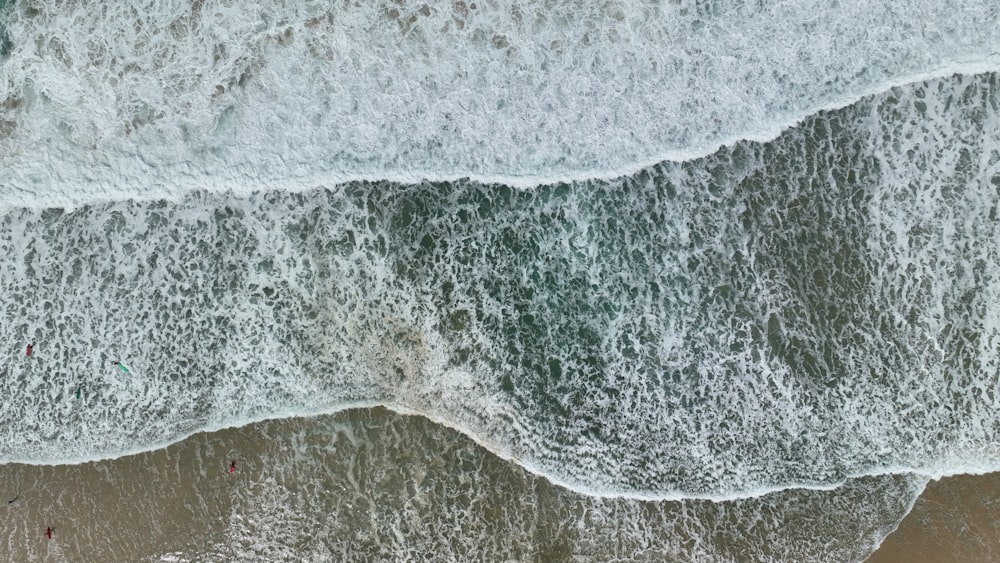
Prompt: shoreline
<box><xmin>867</xmin><ymin>471</ymin><xmax>1000</xmax><ymax>562</ymax></box>
<box><xmin>0</xmin><ymin>406</ymin><xmax>923</xmax><ymax>561</ymax></box>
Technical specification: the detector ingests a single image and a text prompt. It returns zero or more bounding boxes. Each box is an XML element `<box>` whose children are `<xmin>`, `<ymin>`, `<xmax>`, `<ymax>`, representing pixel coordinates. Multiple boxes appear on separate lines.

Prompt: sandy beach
<box><xmin>867</xmin><ymin>471</ymin><xmax>1000</xmax><ymax>562</ymax></box>
<box><xmin>0</xmin><ymin>407</ymin><xmax>960</xmax><ymax>562</ymax></box>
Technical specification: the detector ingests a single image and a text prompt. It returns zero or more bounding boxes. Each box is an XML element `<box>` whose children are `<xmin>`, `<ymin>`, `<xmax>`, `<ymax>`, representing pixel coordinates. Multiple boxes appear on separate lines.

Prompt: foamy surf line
<box><xmin>2</xmin><ymin>69</ymin><xmax>1000</xmax><ymax>502</ymax></box>
<box><xmin>385</xmin><ymin>404</ymin><xmax>939</xmax><ymax>503</ymax></box>
<box><xmin>0</xmin><ymin>0</ymin><xmax>998</xmax><ymax>208</ymax></box>
<box><xmin>0</xmin><ymin>402</ymin><xmax>942</xmax><ymax>505</ymax></box>
<box><xmin>0</xmin><ymin>406</ymin><xmax>929</xmax><ymax>563</ymax></box>
<box><xmin>2</xmin><ymin>63</ymin><xmax>1000</xmax><ymax>212</ymax></box>
<box><xmin>0</xmin><ymin>395</ymin><xmax>995</xmax><ymax>504</ymax></box>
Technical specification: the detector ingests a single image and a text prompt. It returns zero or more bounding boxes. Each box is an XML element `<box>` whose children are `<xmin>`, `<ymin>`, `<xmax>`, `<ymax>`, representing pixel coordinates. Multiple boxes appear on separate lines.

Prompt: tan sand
<box><xmin>867</xmin><ymin>471</ymin><xmax>1000</xmax><ymax>563</ymax></box>
<box><xmin>0</xmin><ymin>407</ymin><xmax>930</xmax><ymax>561</ymax></box>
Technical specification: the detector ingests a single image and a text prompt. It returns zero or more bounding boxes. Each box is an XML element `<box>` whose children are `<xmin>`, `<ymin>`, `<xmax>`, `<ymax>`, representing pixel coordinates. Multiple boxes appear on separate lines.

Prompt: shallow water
<box><xmin>868</xmin><ymin>471</ymin><xmax>1000</xmax><ymax>562</ymax></box>
<box><xmin>0</xmin><ymin>0</ymin><xmax>999</xmax><ymax>204</ymax></box>
<box><xmin>1</xmin><ymin>0</ymin><xmax>1000</xmax><ymax>560</ymax></box>
<box><xmin>2</xmin><ymin>75</ymin><xmax>1000</xmax><ymax>501</ymax></box>
<box><xmin>0</xmin><ymin>408</ymin><xmax>926</xmax><ymax>561</ymax></box>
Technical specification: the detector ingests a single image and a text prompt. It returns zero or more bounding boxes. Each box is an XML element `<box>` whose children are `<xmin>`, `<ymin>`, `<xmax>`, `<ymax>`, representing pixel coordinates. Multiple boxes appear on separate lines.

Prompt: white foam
<box><xmin>3</xmin><ymin>70</ymin><xmax>1000</xmax><ymax>501</ymax></box>
<box><xmin>0</xmin><ymin>0</ymin><xmax>998</xmax><ymax>207</ymax></box>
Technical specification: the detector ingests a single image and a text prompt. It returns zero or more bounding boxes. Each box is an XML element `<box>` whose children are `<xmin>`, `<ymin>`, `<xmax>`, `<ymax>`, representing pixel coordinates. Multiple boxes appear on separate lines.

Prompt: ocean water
<box><xmin>0</xmin><ymin>410</ymin><xmax>927</xmax><ymax>561</ymax></box>
<box><xmin>1</xmin><ymin>0</ymin><xmax>999</xmax><ymax>206</ymax></box>
<box><xmin>1</xmin><ymin>0</ymin><xmax>1000</xmax><ymax>560</ymax></box>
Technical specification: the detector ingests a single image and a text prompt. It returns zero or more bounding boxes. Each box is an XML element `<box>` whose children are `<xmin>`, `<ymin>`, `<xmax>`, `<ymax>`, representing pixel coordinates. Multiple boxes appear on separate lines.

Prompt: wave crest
<box><xmin>0</xmin><ymin>0</ymin><xmax>998</xmax><ymax>205</ymax></box>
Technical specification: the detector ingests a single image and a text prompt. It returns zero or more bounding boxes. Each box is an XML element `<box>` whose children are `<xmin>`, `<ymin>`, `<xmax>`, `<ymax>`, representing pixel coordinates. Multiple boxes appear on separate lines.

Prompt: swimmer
<box><xmin>229</xmin><ymin>460</ymin><xmax>236</xmax><ymax>474</ymax></box>
<box><xmin>26</xmin><ymin>343</ymin><xmax>32</xmax><ymax>357</ymax></box>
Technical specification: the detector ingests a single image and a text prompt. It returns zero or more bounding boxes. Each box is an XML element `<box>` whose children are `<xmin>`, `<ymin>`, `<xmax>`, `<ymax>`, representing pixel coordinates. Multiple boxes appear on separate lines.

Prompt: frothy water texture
<box><xmin>2</xmin><ymin>0</ymin><xmax>1000</xmax><ymax>560</ymax></box>
<box><xmin>0</xmin><ymin>0</ymin><xmax>998</xmax><ymax>205</ymax></box>
<box><xmin>1</xmin><ymin>71</ymin><xmax>1000</xmax><ymax>501</ymax></box>
<box><xmin>0</xmin><ymin>410</ymin><xmax>927</xmax><ymax>561</ymax></box>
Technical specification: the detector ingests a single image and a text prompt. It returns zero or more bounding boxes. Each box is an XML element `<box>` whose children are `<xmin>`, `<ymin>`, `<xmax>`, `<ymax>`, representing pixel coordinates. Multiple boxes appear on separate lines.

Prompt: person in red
<box><xmin>26</xmin><ymin>343</ymin><xmax>33</xmax><ymax>357</ymax></box>
<box><xmin>229</xmin><ymin>460</ymin><xmax>236</xmax><ymax>474</ymax></box>
<box><xmin>46</xmin><ymin>527</ymin><xmax>51</xmax><ymax>539</ymax></box>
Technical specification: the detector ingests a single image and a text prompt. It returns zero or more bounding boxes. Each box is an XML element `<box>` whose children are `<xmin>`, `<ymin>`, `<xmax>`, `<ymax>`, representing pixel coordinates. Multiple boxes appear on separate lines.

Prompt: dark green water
<box><xmin>1</xmin><ymin>72</ymin><xmax>999</xmax><ymax>560</ymax></box>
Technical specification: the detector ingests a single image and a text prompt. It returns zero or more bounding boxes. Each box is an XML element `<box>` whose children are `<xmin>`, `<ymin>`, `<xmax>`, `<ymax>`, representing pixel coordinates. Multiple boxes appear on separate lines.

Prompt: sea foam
<box><xmin>3</xmin><ymin>1</ymin><xmax>1000</xmax><ymax>503</ymax></box>
<box><xmin>2</xmin><ymin>71</ymin><xmax>1000</xmax><ymax>501</ymax></box>
<box><xmin>0</xmin><ymin>0</ymin><xmax>998</xmax><ymax>207</ymax></box>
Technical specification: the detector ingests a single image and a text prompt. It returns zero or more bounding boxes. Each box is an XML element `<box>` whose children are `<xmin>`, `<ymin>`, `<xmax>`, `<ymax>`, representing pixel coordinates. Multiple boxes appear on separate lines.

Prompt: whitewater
<box><xmin>1</xmin><ymin>0</ymin><xmax>1000</xmax><ymax>515</ymax></box>
<box><xmin>0</xmin><ymin>0</ymin><xmax>999</xmax><ymax>207</ymax></box>
<box><xmin>4</xmin><ymin>66</ymin><xmax>1000</xmax><ymax>501</ymax></box>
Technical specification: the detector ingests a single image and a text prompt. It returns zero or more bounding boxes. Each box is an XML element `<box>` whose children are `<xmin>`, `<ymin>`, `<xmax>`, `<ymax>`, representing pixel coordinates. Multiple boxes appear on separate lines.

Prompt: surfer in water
<box><xmin>113</xmin><ymin>361</ymin><xmax>129</xmax><ymax>373</ymax></box>
<box><xmin>46</xmin><ymin>527</ymin><xmax>51</xmax><ymax>539</ymax></box>
<box><xmin>229</xmin><ymin>460</ymin><xmax>237</xmax><ymax>474</ymax></box>
<box><xmin>25</xmin><ymin>343</ymin><xmax>32</xmax><ymax>357</ymax></box>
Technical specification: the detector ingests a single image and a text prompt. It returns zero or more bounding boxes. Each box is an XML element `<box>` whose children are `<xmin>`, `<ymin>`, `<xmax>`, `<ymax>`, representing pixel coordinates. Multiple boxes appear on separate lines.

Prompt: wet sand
<box><xmin>867</xmin><ymin>471</ymin><xmax>1000</xmax><ymax>563</ymax></box>
<box><xmin>0</xmin><ymin>407</ymin><xmax>925</xmax><ymax>561</ymax></box>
